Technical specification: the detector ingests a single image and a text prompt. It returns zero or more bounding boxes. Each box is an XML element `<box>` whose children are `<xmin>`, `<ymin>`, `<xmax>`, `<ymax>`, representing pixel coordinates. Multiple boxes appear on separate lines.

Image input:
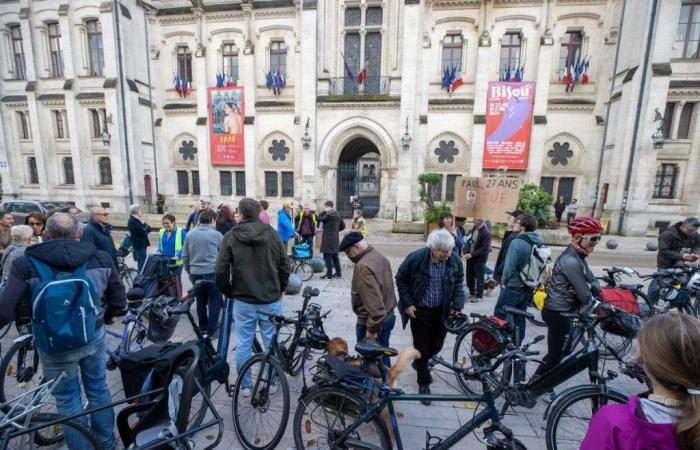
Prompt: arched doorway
<box><xmin>336</xmin><ymin>138</ymin><xmax>380</xmax><ymax>218</ymax></box>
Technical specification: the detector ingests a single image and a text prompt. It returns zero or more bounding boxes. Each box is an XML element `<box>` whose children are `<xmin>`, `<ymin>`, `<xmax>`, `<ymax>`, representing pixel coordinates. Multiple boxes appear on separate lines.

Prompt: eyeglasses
<box><xmin>587</xmin><ymin>235</ymin><xmax>601</xmax><ymax>243</ymax></box>
<box><xmin>28</xmin><ymin>222</ymin><xmax>43</xmax><ymax>226</ymax></box>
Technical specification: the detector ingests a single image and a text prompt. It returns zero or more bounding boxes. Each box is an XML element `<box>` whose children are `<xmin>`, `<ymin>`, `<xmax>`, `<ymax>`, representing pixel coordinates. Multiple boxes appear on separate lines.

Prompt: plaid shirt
<box><xmin>421</xmin><ymin>259</ymin><xmax>446</xmax><ymax>308</ymax></box>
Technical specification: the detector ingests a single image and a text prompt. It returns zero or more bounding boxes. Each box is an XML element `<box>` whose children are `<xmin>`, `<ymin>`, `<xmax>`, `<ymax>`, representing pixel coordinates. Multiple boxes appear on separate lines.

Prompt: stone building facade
<box><xmin>0</xmin><ymin>0</ymin><xmax>698</xmax><ymax>235</ymax></box>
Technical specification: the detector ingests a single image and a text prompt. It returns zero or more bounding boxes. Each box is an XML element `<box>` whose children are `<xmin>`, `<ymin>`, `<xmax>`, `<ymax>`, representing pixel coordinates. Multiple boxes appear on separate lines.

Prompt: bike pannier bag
<box><xmin>472</xmin><ymin>316</ymin><xmax>508</xmax><ymax>355</ymax></box>
<box><xmin>599</xmin><ymin>288</ymin><xmax>640</xmax><ymax>314</ymax></box>
<box><xmin>119</xmin><ymin>342</ymin><xmax>185</xmax><ymax>401</ymax></box>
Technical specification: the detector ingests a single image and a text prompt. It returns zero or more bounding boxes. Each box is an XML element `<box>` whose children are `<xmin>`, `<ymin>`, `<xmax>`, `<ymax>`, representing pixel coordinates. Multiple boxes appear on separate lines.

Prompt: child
<box><xmin>581</xmin><ymin>313</ymin><xmax>700</xmax><ymax>450</ymax></box>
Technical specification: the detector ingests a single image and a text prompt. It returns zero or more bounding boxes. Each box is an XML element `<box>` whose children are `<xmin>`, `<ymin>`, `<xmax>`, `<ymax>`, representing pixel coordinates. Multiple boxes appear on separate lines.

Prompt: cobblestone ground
<box><xmin>2</xmin><ymin>222</ymin><xmax>658</xmax><ymax>450</ymax></box>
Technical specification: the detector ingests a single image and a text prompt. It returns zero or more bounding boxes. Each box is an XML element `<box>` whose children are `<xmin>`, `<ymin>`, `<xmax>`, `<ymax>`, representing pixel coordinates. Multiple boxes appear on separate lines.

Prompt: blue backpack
<box><xmin>30</xmin><ymin>257</ymin><xmax>99</xmax><ymax>354</ymax></box>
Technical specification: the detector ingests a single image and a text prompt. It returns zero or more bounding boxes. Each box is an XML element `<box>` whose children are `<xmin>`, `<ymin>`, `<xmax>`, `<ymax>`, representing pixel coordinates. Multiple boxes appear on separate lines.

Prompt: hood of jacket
<box><xmin>231</xmin><ymin>220</ymin><xmax>273</xmax><ymax>246</ymax></box>
<box><xmin>325</xmin><ymin>210</ymin><xmax>339</xmax><ymax>219</ymax></box>
<box><xmin>88</xmin><ymin>218</ymin><xmax>113</xmax><ymax>234</ymax></box>
<box><xmin>520</xmin><ymin>231</ymin><xmax>544</xmax><ymax>246</ymax></box>
<box><xmin>25</xmin><ymin>239</ymin><xmax>97</xmax><ymax>270</ymax></box>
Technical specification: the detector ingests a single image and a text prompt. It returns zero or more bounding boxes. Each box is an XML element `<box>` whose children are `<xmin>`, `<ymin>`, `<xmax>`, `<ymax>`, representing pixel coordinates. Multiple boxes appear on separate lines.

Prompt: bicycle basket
<box><xmin>147</xmin><ymin>296</ymin><xmax>181</xmax><ymax>342</ymax></box>
<box><xmin>598</xmin><ymin>307</ymin><xmax>642</xmax><ymax>338</ymax></box>
<box><xmin>599</xmin><ymin>288</ymin><xmax>640</xmax><ymax>314</ymax></box>
<box><xmin>292</xmin><ymin>243</ymin><xmax>312</xmax><ymax>259</ymax></box>
<box><xmin>471</xmin><ymin>316</ymin><xmax>508</xmax><ymax>355</ymax></box>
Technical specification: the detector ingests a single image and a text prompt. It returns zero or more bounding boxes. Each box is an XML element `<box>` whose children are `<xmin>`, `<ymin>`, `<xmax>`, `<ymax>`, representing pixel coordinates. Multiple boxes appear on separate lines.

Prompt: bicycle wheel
<box><xmin>452</xmin><ymin>322</ymin><xmax>507</xmax><ymax>396</ymax></box>
<box><xmin>545</xmin><ymin>386</ymin><xmax>627</xmax><ymax>450</ymax></box>
<box><xmin>184</xmin><ymin>358</ymin><xmax>212</xmax><ymax>431</ymax></box>
<box><xmin>293</xmin><ymin>386</ymin><xmax>391</xmax><ymax>450</ymax></box>
<box><xmin>123</xmin><ymin>318</ymin><xmax>150</xmax><ymax>355</ymax></box>
<box><xmin>1</xmin><ymin>412</ymin><xmax>100</xmax><ymax>450</ymax></box>
<box><xmin>121</xmin><ymin>267</ymin><xmax>138</xmax><ymax>290</ymax></box>
<box><xmin>598</xmin><ymin>333</ymin><xmax>632</xmax><ymax>360</ymax></box>
<box><xmin>232</xmin><ymin>354</ymin><xmax>289</xmax><ymax>450</ymax></box>
<box><xmin>295</xmin><ymin>261</ymin><xmax>314</xmax><ymax>282</ymax></box>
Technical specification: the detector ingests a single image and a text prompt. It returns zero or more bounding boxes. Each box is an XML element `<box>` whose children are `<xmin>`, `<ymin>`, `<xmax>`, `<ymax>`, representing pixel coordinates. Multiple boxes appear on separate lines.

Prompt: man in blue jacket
<box><xmin>395</xmin><ymin>229</ymin><xmax>466</xmax><ymax>404</ymax></box>
<box><xmin>493</xmin><ymin>213</ymin><xmax>543</xmax><ymax>342</ymax></box>
<box><xmin>81</xmin><ymin>207</ymin><xmax>117</xmax><ymax>268</ymax></box>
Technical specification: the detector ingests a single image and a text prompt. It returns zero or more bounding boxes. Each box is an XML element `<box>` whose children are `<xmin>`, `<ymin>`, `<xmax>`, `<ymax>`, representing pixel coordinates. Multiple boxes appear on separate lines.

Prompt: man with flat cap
<box><xmin>340</xmin><ymin>232</ymin><xmax>396</xmax><ymax>367</ymax></box>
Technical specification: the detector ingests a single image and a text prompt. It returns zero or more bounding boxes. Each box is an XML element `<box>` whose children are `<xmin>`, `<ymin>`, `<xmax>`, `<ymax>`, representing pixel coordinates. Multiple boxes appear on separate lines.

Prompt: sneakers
<box><xmin>470</xmin><ymin>297</ymin><xmax>482</xmax><ymax>303</ymax></box>
<box><xmin>542</xmin><ymin>391</ymin><xmax>557</xmax><ymax>403</ymax></box>
<box><xmin>418</xmin><ymin>384</ymin><xmax>432</xmax><ymax>406</ymax></box>
<box><xmin>240</xmin><ymin>387</ymin><xmax>251</xmax><ymax>398</ymax></box>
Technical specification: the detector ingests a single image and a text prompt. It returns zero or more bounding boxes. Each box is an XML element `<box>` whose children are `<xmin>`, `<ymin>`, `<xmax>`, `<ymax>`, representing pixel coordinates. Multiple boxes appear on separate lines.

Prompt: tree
<box><xmin>418</xmin><ymin>173</ymin><xmax>451</xmax><ymax>222</ymax></box>
<box><xmin>517</xmin><ymin>183</ymin><xmax>553</xmax><ymax>226</ymax></box>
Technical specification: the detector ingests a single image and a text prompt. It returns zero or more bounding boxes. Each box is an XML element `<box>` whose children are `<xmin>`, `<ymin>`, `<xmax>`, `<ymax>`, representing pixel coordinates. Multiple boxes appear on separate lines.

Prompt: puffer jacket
<box><xmin>545</xmin><ymin>245</ymin><xmax>599</xmax><ymax>312</ymax></box>
<box><xmin>349</xmin><ymin>246</ymin><xmax>396</xmax><ymax>333</ymax></box>
<box><xmin>657</xmin><ymin>221</ymin><xmax>700</xmax><ymax>268</ymax></box>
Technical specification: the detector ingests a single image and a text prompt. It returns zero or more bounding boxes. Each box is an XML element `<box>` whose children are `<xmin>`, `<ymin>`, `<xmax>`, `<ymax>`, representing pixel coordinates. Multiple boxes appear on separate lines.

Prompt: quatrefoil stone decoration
<box><xmin>434</xmin><ymin>140</ymin><xmax>459</xmax><ymax>164</ymax></box>
<box><xmin>547</xmin><ymin>142</ymin><xmax>574</xmax><ymax>166</ymax></box>
<box><xmin>268</xmin><ymin>139</ymin><xmax>289</xmax><ymax>161</ymax></box>
<box><xmin>179</xmin><ymin>140</ymin><xmax>197</xmax><ymax>161</ymax></box>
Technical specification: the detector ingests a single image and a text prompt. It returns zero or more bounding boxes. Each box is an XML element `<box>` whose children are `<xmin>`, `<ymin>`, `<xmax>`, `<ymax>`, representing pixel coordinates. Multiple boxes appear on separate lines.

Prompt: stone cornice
<box><xmin>77</xmin><ymin>98</ymin><xmax>105</xmax><ymax>107</ymax></box>
<box><xmin>547</xmin><ymin>104</ymin><xmax>595</xmax><ymax>112</ymax></box>
<box><xmin>668</xmin><ymin>89</ymin><xmax>700</xmax><ymax>100</ymax></box>
<box><xmin>430</xmin><ymin>0</ymin><xmax>480</xmax><ymax>10</ymax></box>
<box><xmin>255</xmin><ymin>8</ymin><xmax>295</xmax><ymax>19</ymax></box>
<box><xmin>494</xmin><ymin>14</ymin><xmax>538</xmax><ymax>24</ymax></box>
<box><xmin>317</xmin><ymin>100</ymin><xmax>401</xmax><ymax>109</ymax></box>
<box><xmin>557</xmin><ymin>12</ymin><xmax>602</xmax><ymax>24</ymax></box>
<box><xmin>206</xmin><ymin>13</ymin><xmax>245</xmax><ymax>22</ymax></box>
<box><xmin>4</xmin><ymin>101</ymin><xmax>29</xmax><ymax>109</ymax></box>
<box><xmin>158</xmin><ymin>15</ymin><xmax>197</xmax><ymax>25</ymax></box>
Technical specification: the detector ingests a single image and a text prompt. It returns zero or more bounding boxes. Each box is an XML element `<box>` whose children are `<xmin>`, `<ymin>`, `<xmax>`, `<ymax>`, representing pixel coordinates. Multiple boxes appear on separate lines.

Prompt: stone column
<box><xmin>299</xmin><ymin>0</ymin><xmax>318</xmax><ymax>205</ymax></box>
<box><xmin>242</xmin><ymin>3</ymin><xmax>257</xmax><ymax>198</ymax></box>
<box><xmin>469</xmin><ymin>31</ymin><xmax>492</xmax><ymax>177</ymax></box>
<box><xmin>669</xmin><ymin>101</ymin><xmax>684</xmax><ymax>139</ymax></box>
<box><xmin>527</xmin><ymin>31</ymin><xmax>555</xmax><ymax>183</ymax></box>
<box><xmin>193</xmin><ymin>10</ymin><xmax>211</xmax><ymax>198</ymax></box>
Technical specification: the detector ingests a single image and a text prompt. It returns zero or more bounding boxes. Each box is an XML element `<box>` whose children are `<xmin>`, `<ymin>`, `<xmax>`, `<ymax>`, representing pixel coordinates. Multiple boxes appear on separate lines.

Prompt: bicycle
<box><xmin>293</xmin><ymin>340</ymin><xmax>528</xmax><ymax>450</ymax></box>
<box><xmin>0</xmin><ymin>373</ymin><xmax>99</xmax><ymax>449</ymax></box>
<box><xmin>118</xmin><ymin>260</ymin><xmax>138</xmax><ymax>290</ymax></box>
<box><xmin>232</xmin><ymin>286</ymin><xmax>329</xmax><ymax>450</ymax></box>
<box><xmin>290</xmin><ymin>243</ymin><xmax>314</xmax><ymax>281</ymax></box>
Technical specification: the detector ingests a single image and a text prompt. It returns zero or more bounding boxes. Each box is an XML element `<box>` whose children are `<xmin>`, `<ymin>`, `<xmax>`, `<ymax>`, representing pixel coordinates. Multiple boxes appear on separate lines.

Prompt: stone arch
<box><xmin>318</xmin><ymin>116</ymin><xmax>397</xmax><ymax>169</ymax></box>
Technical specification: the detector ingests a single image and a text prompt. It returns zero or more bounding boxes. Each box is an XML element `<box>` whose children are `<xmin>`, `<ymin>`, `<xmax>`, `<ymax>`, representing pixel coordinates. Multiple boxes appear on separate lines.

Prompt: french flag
<box><xmin>450</xmin><ymin>68</ymin><xmax>463</xmax><ymax>92</ymax></box>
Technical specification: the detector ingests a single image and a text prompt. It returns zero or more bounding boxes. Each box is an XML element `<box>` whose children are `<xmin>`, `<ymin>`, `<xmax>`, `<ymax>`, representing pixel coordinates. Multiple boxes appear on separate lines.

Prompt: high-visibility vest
<box><xmin>295</xmin><ymin>212</ymin><xmax>317</xmax><ymax>233</ymax></box>
<box><xmin>159</xmin><ymin>227</ymin><xmax>184</xmax><ymax>265</ymax></box>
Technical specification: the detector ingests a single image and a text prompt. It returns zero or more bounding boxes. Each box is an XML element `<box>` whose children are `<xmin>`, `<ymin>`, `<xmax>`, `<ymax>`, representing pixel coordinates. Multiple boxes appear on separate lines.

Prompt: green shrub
<box><xmin>424</xmin><ymin>202</ymin><xmax>452</xmax><ymax>223</ymax></box>
<box><xmin>517</xmin><ymin>183</ymin><xmax>553</xmax><ymax>226</ymax></box>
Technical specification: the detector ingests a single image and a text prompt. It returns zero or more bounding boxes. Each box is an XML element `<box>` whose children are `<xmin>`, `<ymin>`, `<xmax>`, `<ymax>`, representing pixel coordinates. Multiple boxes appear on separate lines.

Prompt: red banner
<box><xmin>208</xmin><ymin>86</ymin><xmax>245</xmax><ymax>165</ymax></box>
<box><xmin>483</xmin><ymin>81</ymin><xmax>535</xmax><ymax>170</ymax></box>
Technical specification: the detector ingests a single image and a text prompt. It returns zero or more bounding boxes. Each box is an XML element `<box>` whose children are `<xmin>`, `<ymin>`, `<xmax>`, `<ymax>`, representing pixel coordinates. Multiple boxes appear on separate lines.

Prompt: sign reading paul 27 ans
<box><xmin>483</xmin><ymin>81</ymin><xmax>535</xmax><ymax>170</ymax></box>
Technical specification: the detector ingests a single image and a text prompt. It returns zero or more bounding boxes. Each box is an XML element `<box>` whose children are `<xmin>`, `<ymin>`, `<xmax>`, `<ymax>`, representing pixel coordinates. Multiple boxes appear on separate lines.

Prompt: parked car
<box><xmin>0</xmin><ymin>200</ymin><xmax>89</xmax><ymax>224</ymax></box>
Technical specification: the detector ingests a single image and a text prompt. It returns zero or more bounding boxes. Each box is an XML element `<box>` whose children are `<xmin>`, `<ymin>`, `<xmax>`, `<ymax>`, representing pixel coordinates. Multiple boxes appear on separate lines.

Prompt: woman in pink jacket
<box><xmin>581</xmin><ymin>313</ymin><xmax>700</xmax><ymax>450</ymax></box>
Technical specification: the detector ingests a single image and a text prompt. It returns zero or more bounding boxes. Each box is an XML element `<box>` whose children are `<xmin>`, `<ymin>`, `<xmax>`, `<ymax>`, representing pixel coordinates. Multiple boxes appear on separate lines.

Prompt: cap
<box><xmin>200</xmin><ymin>197</ymin><xmax>211</xmax><ymax>204</ymax></box>
<box><xmin>339</xmin><ymin>232</ymin><xmax>364</xmax><ymax>252</ymax></box>
<box><xmin>506</xmin><ymin>210</ymin><xmax>524</xmax><ymax>217</ymax></box>
<box><xmin>684</xmin><ymin>217</ymin><xmax>700</xmax><ymax>227</ymax></box>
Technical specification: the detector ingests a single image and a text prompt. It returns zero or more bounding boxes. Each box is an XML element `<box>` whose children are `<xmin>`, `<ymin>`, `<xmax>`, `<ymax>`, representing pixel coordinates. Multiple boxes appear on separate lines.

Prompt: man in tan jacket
<box><xmin>340</xmin><ymin>232</ymin><xmax>396</xmax><ymax>367</ymax></box>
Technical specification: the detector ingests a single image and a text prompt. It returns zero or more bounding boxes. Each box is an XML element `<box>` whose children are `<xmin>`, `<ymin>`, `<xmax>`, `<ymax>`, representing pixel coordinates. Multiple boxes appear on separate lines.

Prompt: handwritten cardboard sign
<box><xmin>454</xmin><ymin>173</ymin><xmax>522</xmax><ymax>222</ymax></box>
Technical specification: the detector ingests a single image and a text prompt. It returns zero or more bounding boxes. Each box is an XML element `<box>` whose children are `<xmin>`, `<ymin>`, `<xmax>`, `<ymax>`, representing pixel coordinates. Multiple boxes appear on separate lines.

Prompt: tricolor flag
<box><xmin>265</xmin><ymin>71</ymin><xmax>274</xmax><ymax>91</ymax></box>
<box><xmin>340</xmin><ymin>51</ymin><xmax>355</xmax><ymax>82</ymax></box>
<box><xmin>450</xmin><ymin>67</ymin><xmax>463</xmax><ymax>91</ymax></box>
<box><xmin>581</xmin><ymin>57</ymin><xmax>590</xmax><ymax>85</ymax></box>
<box><xmin>358</xmin><ymin>56</ymin><xmax>368</xmax><ymax>85</ymax></box>
<box><xmin>185</xmin><ymin>80</ymin><xmax>192</xmax><ymax>97</ymax></box>
<box><xmin>174</xmin><ymin>74</ymin><xmax>183</xmax><ymax>97</ymax></box>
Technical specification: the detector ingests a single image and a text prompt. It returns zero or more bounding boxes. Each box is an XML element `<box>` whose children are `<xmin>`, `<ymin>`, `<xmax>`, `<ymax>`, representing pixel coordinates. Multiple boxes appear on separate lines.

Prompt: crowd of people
<box><xmin>0</xmin><ymin>194</ymin><xmax>698</xmax><ymax>450</ymax></box>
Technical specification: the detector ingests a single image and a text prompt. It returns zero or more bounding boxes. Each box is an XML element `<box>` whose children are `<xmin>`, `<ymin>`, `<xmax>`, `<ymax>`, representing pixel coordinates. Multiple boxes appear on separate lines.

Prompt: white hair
<box><xmin>129</xmin><ymin>204</ymin><xmax>142</xmax><ymax>214</ymax></box>
<box><xmin>427</xmin><ymin>228</ymin><xmax>455</xmax><ymax>252</ymax></box>
<box><xmin>11</xmin><ymin>225</ymin><xmax>33</xmax><ymax>241</ymax></box>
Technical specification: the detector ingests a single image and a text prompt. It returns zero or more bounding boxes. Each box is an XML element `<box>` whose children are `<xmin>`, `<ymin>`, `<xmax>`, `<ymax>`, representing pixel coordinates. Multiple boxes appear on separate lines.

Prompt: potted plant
<box><xmin>418</xmin><ymin>173</ymin><xmax>451</xmax><ymax>236</ymax></box>
<box><xmin>517</xmin><ymin>183</ymin><xmax>554</xmax><ymax>227</ymax></box>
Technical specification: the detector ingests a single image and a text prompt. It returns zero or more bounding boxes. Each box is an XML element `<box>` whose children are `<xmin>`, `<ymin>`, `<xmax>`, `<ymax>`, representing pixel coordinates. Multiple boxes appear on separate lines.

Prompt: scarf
<box><xmin>570</xmin><ymin>240</ymin><xmax>591</xmax><ymax>257</ymax></box>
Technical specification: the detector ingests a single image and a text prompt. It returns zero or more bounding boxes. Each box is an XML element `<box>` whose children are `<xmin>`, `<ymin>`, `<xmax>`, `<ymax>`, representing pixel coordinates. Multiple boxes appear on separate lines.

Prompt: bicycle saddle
<box><xmin>502</xmin><ymin>305</ymin><xmax>534</xmax><ymax>320</ymax></box>
<box><xmin>169</xmin><ymin>299</ymin><xmax>193</xmax><ymax>315</ymax></box>
<box><xmin>127</xmin><ymin>288</ymin><xmax>145</xmax><ymax>300</ymax></box>
<box><xmin>355</xmin><ymin>341</ymin><xmax>398</xmax><ymax>360</ymax></box>
<box><xmin>302</xmin><ymin>286</ymin><xmax>320</xmax><ymax>297</ymax></box>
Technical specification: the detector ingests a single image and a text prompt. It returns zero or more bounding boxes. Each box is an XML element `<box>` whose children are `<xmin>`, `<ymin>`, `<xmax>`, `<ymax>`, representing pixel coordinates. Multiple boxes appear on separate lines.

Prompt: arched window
<box><xmin>177</xmin><ymin>45</ymin><xmax>193</xmax><ymax>82</ymax></box>
<box><xmin>499</xmin><ymin>32</ymin><xmax>521</xmax><ymax>73</ymax></box>
<box><xmin>98</xmin><ymin>157</ymin><xmax>112</xmax><ymax>185</ymax></box>
<box><xmin>559</xmin><ymin>31</ymin><xmax>582</xmax><ymax>70</ymax></box>
<box><xmin>270</xmin><ymin>41</ymin><xmax>287</xmax><ymax>77</ymax></box>
<box><xmin>442</xmin><ymin>34</ymin><xmax>463</xmax><ymax>72</ymax></box>
<box><xmin>63</xmin><ymin>157</ymin><xmax>75</xmax><ymax>184</ymax></box>
<box><xmin>86</xmin><ymin>20</ymin><xmax>104</xmax><ymax>76</ymax></box>
<box><xmin>27</xmin><ymin>157</ymin><xmax>39</xmax><ymax>184</ymax></box>
<box><xmin>222</xmin><ymin>43</ymin><xmax>239</xmax><ymax>82</ymax></box>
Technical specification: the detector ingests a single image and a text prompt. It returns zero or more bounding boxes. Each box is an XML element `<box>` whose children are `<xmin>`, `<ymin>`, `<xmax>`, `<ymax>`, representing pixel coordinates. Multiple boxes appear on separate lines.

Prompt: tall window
<box><xmin>86</xmin><ymin>20</ymin><xmax>104</xmax><ymax>76</ymax></box>
<box><xmin>663</xmin><ymin>102</ymin><xmax>676</xmax><ymax>138</ymax></box>
<box><xmin>191</xmin><ymin>170</ymin><xmax>200</xmax><ymax>195</ymax></box>
<box><xmin>63</xmin><ymin>157</ymin><xmax>75</xmax><ymax>184</ymax></box>
<box><xmin>499</xmin><ymin>32</ymin><xmax>522</xmax><ymax>73</ymax></box>
<box><xmin>281</xmin><ymin>172</ymin><xmax>294</xmax><ymax>197</ymax></box>
<box><xmin>17</xmin><ymin>111</ymin><xmax>30</xmax><ymax>139</ymax></box>
<box><xmin>89</xmin><ymin>108</ymin><xmax>106</xmax><ymax>138</ymax></box>
<box><xmin>47</xmin><ymin>22</ymin><xmax>63</xmax><ymax>77</ymax></box>
<box><xmin>176</xmin><ymin>171</ymin><xmax>189</xmax><ymax>195</ymax></box>
<box><xmin>27</xmin><ymin>157</ymin><xmax>39</xmax><ymax>184</ymax></box>
<box><xmin>220</xmin><ymin>171</ymin><xmax>233</xmax><ymax>196</ymax></box>
<box><xmin>265</xmin><ymin>171</ymin><xmax>278</xmax><ymax>197</ymax></box>
<box><xmin>653</xmin><ymin>164</ymin><xmax>679</xmax><ymax>199</ymax></box>
<box><xmin>559</xmin><ymin>31</ymin><xmax>582</xmax><ymax>70</ymax></box>
<box><xmin>428</xmin><ymin>175</ymin><xmax>443</xmax><ymax>202</ymax></box>
<box><xmin>677</xmin><ymin>102</ymin><xmax>695</xmax><ymax>139</ymax></box>
<box><xmin>445</xmin><ymin>175</ymin><xmax>458</xmax><ymax>202</ymax></box>
<box><xmin>98</xmin><ymin>157</ymin><xmax>112</xmax><ymax>185</ymax></box>
<box><xmin>269</xmin><ymin>41</ymin><xmax>287</xmax><ymax>77</ymax></box>
<box><xmin>177</xmin><ymin>46</ymin><xmax>192</xmax><ymax>82</ymax></box>
<box><xmin>10</xmin><ymin>25</ymin><xmax>26</xmax><ymax>80</ymax></box>
<box><xmin>235</xmin><ymin>171</ymin><xmax>246</xmax><ymax>196</ymax></box>
<box><xmin>676</xmin><ymin>1</ymin><xmax>700</xmax><ymax>59</ymax></box>
<box><xmin>222</xmin><ymin>43</ymin><xmax>239</xmax><ymax>83</ymax></box>
<box><xmin>442</xmin><ymin>34</ymin><xmax>463</xmax><ymax>72</ymax></box>
<box><xmin>54</xmin><ymin>111</ymin><xmax>66</xmax><ymax>139</ymax></box>
<box><xmin>343</xmin><ymin>5</ymin><xmax>383</xmax><ymax>94</ymax></box>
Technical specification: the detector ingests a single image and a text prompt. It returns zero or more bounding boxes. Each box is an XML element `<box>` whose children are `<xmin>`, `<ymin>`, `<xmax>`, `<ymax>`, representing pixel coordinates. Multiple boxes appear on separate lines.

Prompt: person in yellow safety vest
<box><xmin>158</xmin><ymin>214</ymin><xmax>187</xmax><ymax>278</ymax></box>
<box><xmin>294</xmin><ymin>205</ymin><xmax>317</xmax><ymax>255</ymax></box>
<box><xmin>351</xmin><ymin>209</ymin><xmax>367</xmax><ymax>237</ymax></box>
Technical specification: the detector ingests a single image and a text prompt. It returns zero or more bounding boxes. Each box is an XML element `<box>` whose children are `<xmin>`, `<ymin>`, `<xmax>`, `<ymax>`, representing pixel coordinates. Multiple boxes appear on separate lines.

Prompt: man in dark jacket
<box><xmin>553</xmin><ymin>196</ymin><xmax>566</xmax><ymax>223</ymax></box>
<box><xmin>465</xmin><ymin>218</ymin><xmax>492</xmax><ymax>303</ymax></box>
<box><xmin>215</xmin><ymin>198</ymin><xmax>289</xmax><ymax>394</ymax></box>
<box><xmin>656</xmin><ymin>218</ymin><xmax>700</xmax><ymax>269</ymax></box>
<box><xmin>340</xmin><ymin>232</ymin><xmax>396</xmax><ymax>367</ymax></box>
<box><xmin>493</xmin><ymin>210</ymin><xmax>523</xmax><ymax>283</ymax></box>
<box><xmin>81</xmin><ymin>207</ymin><xmax>117</xmax><ymax>267</ymax></box>
<box><xmin>0</xmin><ymin>213</ymin><xmax>126</xmax><ymax>450</ymax></box>
<box><xmin>317</xmin><ymin>200</ymin><xmax>345</xmax><ymax>279</ymax></box>
<box><xmin>127</xmin><ymin>204</ymin><xmax>152</xmax><ymax>271</ymax></box>
<box><xmin>395</xmin><ymin>229</ymin><xmax>466</xmax><ymax>403</ymax></box>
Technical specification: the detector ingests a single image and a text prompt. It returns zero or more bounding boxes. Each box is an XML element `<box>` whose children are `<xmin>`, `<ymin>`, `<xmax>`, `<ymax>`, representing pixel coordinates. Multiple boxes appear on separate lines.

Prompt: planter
<box><xmin>538</xmin><ymin>228</ymin><xmax>571</xmax><ymax>246</ymax></box>
<box><xmin>424</xmin><ymin>222</ymin><xmax>439</xmax><ymax>237</ymax></box>
<box><xmin>392</xmin><ymin>221</ymin><xmax>424</xmax><ymax>234</ymax></box>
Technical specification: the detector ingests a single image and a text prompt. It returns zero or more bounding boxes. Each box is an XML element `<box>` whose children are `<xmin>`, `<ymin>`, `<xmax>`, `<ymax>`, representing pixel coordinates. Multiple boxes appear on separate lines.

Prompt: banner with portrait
<box><xmin>483</xmin><ymin>81</ymin><xmax>535</xmax><ymax>170</ymax></box>
<box><xmin>209</xmin><ymin>86</ymin><xmax>245</xmax><ymax>165</ymax></box>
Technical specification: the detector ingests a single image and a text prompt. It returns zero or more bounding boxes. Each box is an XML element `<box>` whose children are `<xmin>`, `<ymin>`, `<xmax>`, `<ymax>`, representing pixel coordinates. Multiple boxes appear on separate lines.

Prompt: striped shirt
<box><xmin>421</xmin><ymin>259</ymin><xmax>446</xmax><ymax>308</ymax></box>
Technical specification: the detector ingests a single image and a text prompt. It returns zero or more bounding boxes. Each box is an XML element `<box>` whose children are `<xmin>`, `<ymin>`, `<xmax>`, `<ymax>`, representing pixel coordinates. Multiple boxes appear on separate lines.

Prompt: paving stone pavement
<box><xmin>1</xmin><ymin>243</ymin><xmax>650</xmax><ymax>450</ymax></box>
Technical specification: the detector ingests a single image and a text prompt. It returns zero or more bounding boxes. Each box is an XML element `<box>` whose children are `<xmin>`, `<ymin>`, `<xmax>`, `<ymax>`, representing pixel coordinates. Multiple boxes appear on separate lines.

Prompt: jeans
<box><xmin>323</xmin><ymin>253</ymin><xmax>341</xmax><ymax>277</ymax></box>
<box><xmin>233</xmin><ymin>299</ymin><xmax>282</xmax><ymax>389</ymax></box>
<box><xmin>133</xmin><ymin>247</ymin><xmax>147</xmax><ymax>272</ymax></box>
<box><xmin>494</xmin><ymin>286</ymin><xmax>532</xmax><ymax>344</ymax></box>
<box><xmin>356</xmin><ymin>314</ymin><xmax>396</xmax><ymax>368</ymax></box>
<box><xmin>466</xmin><ymin>260</ymin><xmax>486</xmax><ymax>298</ymax></box>
<box><xmin>191</xmin><ymin>273</ymin><xmax>221</xmax><ymax>334</ymax></box>
<box><xmin>39</xmin><ymin>329</ymin><xmax>115</xmax><ymax>450</ymax></box>
<box><xmin>409</xmin><ymin>306</ymin><xmax>447</xmax><ymax>386</ymax></box>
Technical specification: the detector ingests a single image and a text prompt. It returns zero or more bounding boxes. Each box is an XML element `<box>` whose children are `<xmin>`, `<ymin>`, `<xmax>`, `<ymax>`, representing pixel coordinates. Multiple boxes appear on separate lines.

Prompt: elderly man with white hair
<box><xmin>395</xmin><ymin>228</ymin><xmax>467</xmax><ymax>404</ymax></box>
<box><xmin>0</xmin><ymin>225</ymin><xmax>34</xmax><ymax>282</ymax></box>
<box><xmin>80</xmin><ymin>206</ymin><xmax>117</xmax><ymax>268</ymax></box>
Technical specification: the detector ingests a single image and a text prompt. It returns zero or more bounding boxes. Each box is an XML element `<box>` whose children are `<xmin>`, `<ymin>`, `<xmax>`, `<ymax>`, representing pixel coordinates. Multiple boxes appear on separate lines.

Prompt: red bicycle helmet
<box><xmin>567</xmin><ymin>216</ymin><xmax>604</xmax><ymax>235</ymax></box>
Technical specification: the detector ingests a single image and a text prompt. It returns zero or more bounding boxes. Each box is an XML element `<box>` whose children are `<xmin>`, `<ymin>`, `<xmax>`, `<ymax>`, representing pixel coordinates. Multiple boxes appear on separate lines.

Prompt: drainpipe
<box><xmin>113</xmin><ymin>0</ymin><xmax>134</xmax><ymax>205</ymax></box>
<box><xmin>617</xmin><ymin>0</ymin><xmax>659</xmax><ymax>235</ymax></box>
<box><xmin>591</xmin><ymin>0</ymin><xmax>627</xmax><ymax>217</ymax></box>
<box><xmin>141</xmin><ymin>2</ymin><xmax>159</xmax><ymax>198</ymax></box>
